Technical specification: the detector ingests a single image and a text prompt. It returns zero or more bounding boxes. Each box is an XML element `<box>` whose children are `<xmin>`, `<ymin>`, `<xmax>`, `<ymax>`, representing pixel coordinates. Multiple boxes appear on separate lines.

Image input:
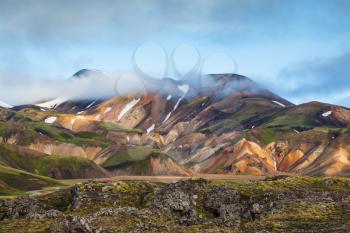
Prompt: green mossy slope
<box><xmin>0</xmin><ymin>164</ymin><xmax>61</xmax><ymax>196</ymax></box>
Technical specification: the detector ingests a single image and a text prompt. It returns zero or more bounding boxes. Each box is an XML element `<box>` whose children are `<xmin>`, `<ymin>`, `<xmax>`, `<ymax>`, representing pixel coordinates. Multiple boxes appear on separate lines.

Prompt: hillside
<box><xmin>101</xmin><ymin>146</ymin><xmax>192</xmax><ymax>176</ymax></box>
<box><xmin>0</xmin><ymin>143</ymin><xmax>110</xmax><ymax>179</ymax></box>
<box><xmin>1</xmin><ymin>71</ymin><xmax>350</xmax><ymax>180</ymax></box>
<box><xmin>0</xmin><ymin>164</ymin><xmax>61</xmax><ymax>196</ymax></box>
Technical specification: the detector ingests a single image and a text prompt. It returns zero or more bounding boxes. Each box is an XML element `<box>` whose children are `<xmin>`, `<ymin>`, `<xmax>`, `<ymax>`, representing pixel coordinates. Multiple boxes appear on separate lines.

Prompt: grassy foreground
<box><xmin>0</xmin><ymin>175</ymin><xmax>350</xmax><ymax>232</ymax></box>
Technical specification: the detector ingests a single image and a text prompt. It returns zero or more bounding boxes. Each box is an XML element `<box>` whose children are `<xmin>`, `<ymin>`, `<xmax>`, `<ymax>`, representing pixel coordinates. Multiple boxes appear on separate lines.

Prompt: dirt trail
<box><xmin>60</xmin><ymin>174</ymin><xmax>272</xmax><ymax>185</ymax></box>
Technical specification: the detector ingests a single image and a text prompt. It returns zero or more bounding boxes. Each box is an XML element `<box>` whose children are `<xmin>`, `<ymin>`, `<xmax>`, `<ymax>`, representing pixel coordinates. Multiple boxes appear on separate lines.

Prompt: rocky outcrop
<box><xmin>1</xmin><ymin>177</ymin><xmax>350</xmax><ymax>232</ymax></box>
<box><xmin>50</xmin><ymin>215</ymin><xmax>95</xmax><ymax>233</ymax></box>
<box><xmin>204</xmin><ymin>186</ymin><xmax>242</xmax><ymax>226</ymax></box>
<box><xmin>152</xmin><ymin>179</ymin><xmax>207</xmax><ymax>225</ymax></box>
<box><xmin>0</xmin><ymin>197</ymin><xmax>62</xmax><ymax>220</ymax></box>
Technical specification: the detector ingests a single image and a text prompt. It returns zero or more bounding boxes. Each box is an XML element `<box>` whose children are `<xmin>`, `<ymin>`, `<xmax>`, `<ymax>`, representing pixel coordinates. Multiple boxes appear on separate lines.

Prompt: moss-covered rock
<box><xmin>1</xmin><ymin>177</ymin><xmax>350</xmax><ymax>232</ymax></box>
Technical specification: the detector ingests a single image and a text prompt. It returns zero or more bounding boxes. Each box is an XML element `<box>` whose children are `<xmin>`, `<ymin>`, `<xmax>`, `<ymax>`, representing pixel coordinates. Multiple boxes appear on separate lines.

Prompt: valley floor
<box><xmin>60</xmin><ymin>174</ymin><xmax>269</xmax><ymax>185</ymax></box>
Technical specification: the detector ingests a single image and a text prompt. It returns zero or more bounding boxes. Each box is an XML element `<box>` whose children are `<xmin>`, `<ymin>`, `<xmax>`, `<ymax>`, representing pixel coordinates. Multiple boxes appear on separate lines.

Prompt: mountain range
<box><xmin>1</xmin><ymin>69</ymin><xmax>350</xmax><ymax>193</ymax></box>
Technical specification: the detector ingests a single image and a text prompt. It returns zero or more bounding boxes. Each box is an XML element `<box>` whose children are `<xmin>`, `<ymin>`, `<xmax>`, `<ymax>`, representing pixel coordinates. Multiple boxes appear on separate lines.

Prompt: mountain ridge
<box><xmin>1</xmin><ymin>70</ymin><xmax>350</xmax><ymax>189</ymax></box>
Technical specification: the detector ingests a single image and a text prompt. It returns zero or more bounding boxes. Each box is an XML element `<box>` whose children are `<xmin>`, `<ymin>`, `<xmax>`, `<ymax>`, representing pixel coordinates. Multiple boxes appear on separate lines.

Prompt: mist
<box><xmin>0</xmin><ymin>71</ymin><xmax>139</xmax><ymax>106</ymax></box>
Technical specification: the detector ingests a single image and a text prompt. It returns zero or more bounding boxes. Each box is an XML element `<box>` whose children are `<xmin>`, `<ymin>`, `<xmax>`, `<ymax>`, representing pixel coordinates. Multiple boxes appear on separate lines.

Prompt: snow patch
<box><xmin>166</xmin><ymin>95</ymin><xmax>172</xmax><ymax>101</ymax></box>
<box><xmin>77</xmin><ymin>111</ymin><xmax>85</xmax><ymax>115</ymax></box>
<box><xmin>163</xmin><ymin>85</ymin><xmax>190</xmax><ymax>118</ymax></box>
<box><xmin>178</xmin><ymin>84</ymin><xmax>189</xmax><ymax>94</ymax></box>
<box><xmin>272</xmin><ymin>100</ymin><xmax>286</xmax><ymax>107</ymax></box>
<box><xmin>168</xmin><ymin>85</ymin><xmax>190</xmax><ymax>114</ymax></box>
<box><xmin>163</xmin><ymin>112</ymin><xmax>172</xmax><ymax>123</ymax></box>
<box><xmin>104</xmin><ymin>107</ymin><xmax>112</xmax><ymax>114</ymax></box>
<box><xmin>293</xmin><ymin>129</ymin><xmax>300</xmax><ymax>133</ymax></box>
<box><xmin>37</xmin><ymin>97</ymin><xmax>68</xmax><ymax>109</ymax></box>
<box><xmin>117</xmin><ymin>98</ymin><xmax>141</xmax><ymax>121</ymax></box>
<box><xmin>146</xmin><ymin>124</ymin><xmax>155</xmax><ymax>134</ymax></box>
<box><xmin>85</xmin><ymin>100</ymin><xmax>96</xmax><ymax>109</ymax></box>
<box><xmin>322</xmin><ymin>111</ymin><xmax>332</xmax><ymax>117</ymax></box>
<box><xmin>40</xmin><ymin>108</ymin><xmax>46</xmax><ymax>111</ymax></box>
<box><xmin>173</xmin><ymin>96</ymin><xmax>186</xmax><ymax>111</ymax></box>
<box><xmin>44</xmin><ymin>116</ymin><xmax>57</xmax><ymax>124</ymax></box>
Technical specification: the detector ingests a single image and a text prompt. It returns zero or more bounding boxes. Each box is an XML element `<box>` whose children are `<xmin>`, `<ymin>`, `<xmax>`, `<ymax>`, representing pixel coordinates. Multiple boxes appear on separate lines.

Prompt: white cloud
<box><xmin>0</xmin><ymin>71</ymin><xmax>147</xmax><ymax>105</ymax></box>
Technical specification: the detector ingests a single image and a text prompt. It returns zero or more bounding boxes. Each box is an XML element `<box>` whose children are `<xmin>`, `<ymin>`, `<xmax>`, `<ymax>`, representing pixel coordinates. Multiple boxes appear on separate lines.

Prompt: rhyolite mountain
<box><xmin>1</xmin><ymin>69</ymin><xmax>350</xmax><ymax>192</ymax></box>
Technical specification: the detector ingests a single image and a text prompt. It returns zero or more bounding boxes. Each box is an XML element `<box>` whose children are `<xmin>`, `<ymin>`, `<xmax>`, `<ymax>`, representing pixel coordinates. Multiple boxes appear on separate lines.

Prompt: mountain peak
<box><xmin>208</xmin><ymin>73</ymin><xmax>252</xmax><ymax>81</ymax></box>
<box><xmin>72</xmin><ymin>69</ymin><xmax>105</xmax><ymax>79</ymax></box>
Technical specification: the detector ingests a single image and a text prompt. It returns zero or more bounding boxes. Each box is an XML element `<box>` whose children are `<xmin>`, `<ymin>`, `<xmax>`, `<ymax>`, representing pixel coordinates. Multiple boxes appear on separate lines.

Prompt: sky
<box><xmin>0</xmin><ymin>0</ymin><xmax>350</xmax><ymax>106</ymax></box>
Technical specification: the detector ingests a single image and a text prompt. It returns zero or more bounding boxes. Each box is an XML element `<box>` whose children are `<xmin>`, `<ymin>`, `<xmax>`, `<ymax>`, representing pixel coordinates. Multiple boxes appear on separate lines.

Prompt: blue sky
<box><xmin>0</xmin><ymin>0</ymin><xmax>350</xmax><ymax>105</ymax></box>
